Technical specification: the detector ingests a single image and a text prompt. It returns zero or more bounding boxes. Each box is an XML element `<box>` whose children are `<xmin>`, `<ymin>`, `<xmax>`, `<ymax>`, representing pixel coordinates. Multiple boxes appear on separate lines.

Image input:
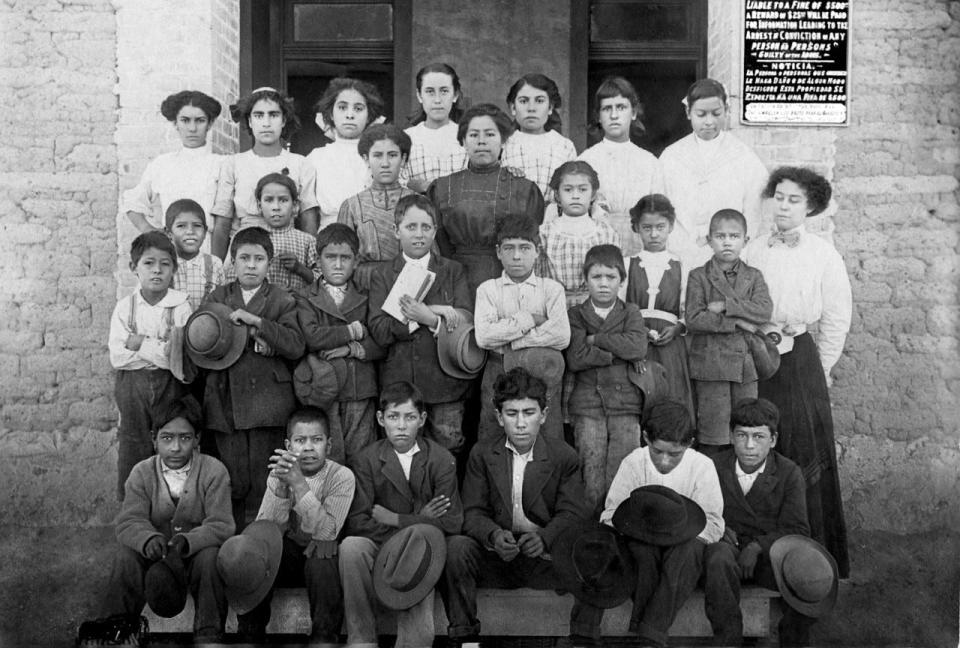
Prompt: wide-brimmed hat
<box><xmin>612</xmin><ymin>485</ymin><xmax>706</xmax><ymax>546</ymax></box>
<box><xmin>769</xmin><ymin>535</ymin><xmax>838</xmax><ymax>617</ymax></box>
<box><xmin>374</xmin><ymin>524</ymin><xmax>446</xmax><ymax>610</ymax></box>
<box><xmin>627</xmin><ymin>360</ymin><xmax>669</xmax><ymax>418</ymax></box>
<box><xmin>184</xmin><ymin>303</ymin><xmax>248</xmax><ymax>370</ymax></box>
<box><xmin>216</xmin><ymin>520</ymin><xmax>282</xmax><ymax>614</ymax></box>
<box><xmin>553</xmin><ymin>523</ymin><xmax>636</xmax><ymax>609</ymax></box>
<box><xmin>503</xmin><ymin>347</ymin><xmax>564</xmax><ymax>380</ymax></box>
<box><xmin>293</xmin><ymin>354</ymin><xmax>347</xmax><ymax>408</ymax></box>
<box><xmin>437</xmin><ymin>309</ymin><xmax>487</xmax><ymax>379</ymax></box>
<box><xmin>144</xmin><ymin>549</ymin><xmax>188</xmax><ymax>617</ymax></box>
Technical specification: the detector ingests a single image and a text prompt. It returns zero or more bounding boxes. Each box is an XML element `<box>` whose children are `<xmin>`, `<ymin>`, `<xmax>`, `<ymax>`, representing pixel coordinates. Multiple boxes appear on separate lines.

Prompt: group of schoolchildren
<box><xmin>90</xmin><ymin>64</ymin><xmax>854</xmax><ymax>648</ymax></box>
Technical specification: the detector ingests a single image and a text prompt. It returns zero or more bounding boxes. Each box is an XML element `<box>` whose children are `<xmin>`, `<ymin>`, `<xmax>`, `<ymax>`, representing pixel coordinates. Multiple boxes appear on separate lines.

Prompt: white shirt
<box><xmin>736</xmin><ymin>459</ymin><xmax>765</xmax><ymax>495</ymax></box>
<box><xmin>506</xmin><ymin>439</ymin><xmax>541</xmax><ymax>534</ymax></box>
<box><xmin>402</xmin><ymin>251</ymin><xmax>431</xmax><ymax>269</ymax></box>
<box><xmin>108</xmin><ymin>289</ymin><xmax>192</xmax><ymax>371</ymax></box>
<box><xmin>742</xmin><ymin>225</ymin><xmax>852</xmax><ymax>374</ymax></box>
<box><xmin>395</xmin><ymin>442</ymin><xmax>421</xmax><ymax>481</ymax></box>
<box><xmin>306</xmin><ymin>138</ymin><xmax>371</xmax><ymax>227</ymax></box>
<box><xmin>240</xmin><ymin>286</ymin><xmax>260</xmax><ymax>305</ymax></box>
<box><xmin>601</xmin><ymin>445</ymin><xmax>724</xmax><ymax>543</ymax></box>
<box><xmin>592</xmin><ymin>302</ymin><xmax>614</xmax><ymax>319</ymax></box>
<box><xmin>402</xmin><ymin>121</ymin><xmax>468</xmax><ymax>189</ymax></box>
<box><xmin>161</xmin><ymin>457</ymin><xmax>193</xmax><ymax>499</ymax></box>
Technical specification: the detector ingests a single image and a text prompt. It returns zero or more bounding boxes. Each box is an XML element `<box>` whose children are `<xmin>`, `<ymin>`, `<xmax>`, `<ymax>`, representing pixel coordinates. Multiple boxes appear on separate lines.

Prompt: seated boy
<box><xmin>296</xmin><ymin>224</ymin><xmax>385</xmax><ymax>465</ymax></box>
<box><xmin>99</xmin><ymin>396</ymin><xmax>234</xmax><ymax>643</ymax></box>
<box><xmin>109</xmin><ymin>230</ymin><xmax>193</xmax><ymax>499</ymax></box>
<box><xmin>441</xmin><ymin>368</ymin><xmax>590</xmax><ymax>645</ymax></box>
<box><xmin>571</xmin><ymin>401</ymin><xmax>724</xmax><ymax>648</ymax></box>
<box><xmin>367</xmin><ymin>193</ymin><xmax>473</xmax><ymax>455</ymax></box>
<box><xmin>236</xmin><ymin>407</ymin><xmax>356</xmax><ymax>644</ymax></box>
<box><xmin>166</xmin><ymin>198</ymin><xmax>225</xmax><ymax>311</ymax></box>
<box><xmin>340</xmin><ymin>381</ymin><xmax>463</xmax><ymax>648</ymax></box>
<box><xmin>704</xmin><ymin>398</ymin><xmax>813</xmax><ymax>647</ymax></box>
<box><xmin>201</xmin><ymin>226</ymin><xmax>305</xmax><ymax>528</ymax></box>
<box><xmin>685</xmin><ymin>209</ymin><xmax>773</xmax><ymax>456</ymax></box>
<box><xmin>474</xmin><ymin>216</ymin><xmax>570</xmax><ymax>441</ymax></box>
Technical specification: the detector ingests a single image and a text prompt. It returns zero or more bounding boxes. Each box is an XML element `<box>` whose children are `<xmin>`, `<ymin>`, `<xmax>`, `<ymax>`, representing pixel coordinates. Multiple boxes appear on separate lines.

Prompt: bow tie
<box><xmin>768</xmin><ymin>229</ymin><xmax>801</xmax><ymax>248</ymax></box>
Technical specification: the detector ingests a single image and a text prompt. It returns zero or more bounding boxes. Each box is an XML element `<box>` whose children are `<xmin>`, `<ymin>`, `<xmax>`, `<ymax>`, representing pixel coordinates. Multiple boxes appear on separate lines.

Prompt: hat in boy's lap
<box><xmin>612</xmin><ymin>485</ymin><xmax>706</xmax><ymax>546</ymax></box>
<box><xmin>769</xmin><ymin>535</ymin><xmax>838</xmax><ymax>617</ymax></box>
<box><xmin>216</xmin><ymin>520</ymin><xmax>282</xmax><ymax>614</ymax></box>
<box><xmin>374</xmin><ymin>524</ymin><xmax>447</xmax><ymax>610</ymax></box>
<box><xmin>293</xmin><ymin>353</ymin><xmax>347</xmax><ymax>408</ymax></box>
<box><xmin>627</xmin><ymin>360</ymin><xmax>669</xmax><ymax>418</ymax></box>
<box><xmin>503</xmin><ymin>347</ymin><xmax>564</xmax><ymax>379</ymax></box>
<box><xmin>144</xmin><ymin>546</ymin><xmax>189</xmax><ymax>617</ymax></box>
<box><xmin>184</xmin><ymin>303</ymin><xmax>248</xmax><ymax>370</ymax></box>
<box><xmin>437</xmin><ymin>309</ymin><xmax>487</xmax><ymax>379</ymax></box>
<box><xmin>553</xmin><ymin>522</ymin><xmax>637</xmax><ymax>609</ymax></box>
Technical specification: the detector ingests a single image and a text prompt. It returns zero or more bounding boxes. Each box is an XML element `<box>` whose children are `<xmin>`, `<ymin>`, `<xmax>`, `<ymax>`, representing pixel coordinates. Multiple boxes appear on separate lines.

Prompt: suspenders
<box><xmin>127</xmin><ymin>295</ymin><xmax>174</xmax><ymax>341</ymax></box>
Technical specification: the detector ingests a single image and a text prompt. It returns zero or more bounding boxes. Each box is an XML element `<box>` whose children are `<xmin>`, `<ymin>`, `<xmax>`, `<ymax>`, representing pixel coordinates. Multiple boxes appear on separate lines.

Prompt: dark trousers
<box><xmin>237</xmin><ymin>535</ymin><xmax>343</xmax><ymax>641</ymax></box>
<box><xmin>101</xmin><ymin>545</ymin><xmax>226</xmax><ymax>636</ymax></box>
<box><xmin>114</xmin><ymin>369</ymin><xmax>185</xmax><ymax>500</ymax></box>
<box><xmin>439</xmin><ymin>534</ymin><xmax>595</xmax><ymax>639</ymax></box>
<box><xmin>215</xmin><ymin>426</ymin><xmax>285</xmax><ymax>529</ymax></box>
<box><xmin>704</xmin><ymin>541</ymin><xmax>815</xmax><ymax>647</ymax></box>
<box><xmin>571</xmin><ymin>537</ymin><xmax>704</xmax><ymax>647</ymax></box>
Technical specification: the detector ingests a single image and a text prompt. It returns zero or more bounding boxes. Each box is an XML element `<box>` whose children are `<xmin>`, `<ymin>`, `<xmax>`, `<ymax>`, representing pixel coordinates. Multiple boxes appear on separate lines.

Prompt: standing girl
<box><xmin>500</xmin><ymin>73</ymin><xmax>578</xmax><ymax>201</ymax></box>
<box><xmin>742</xmin><ymin>167</ymin><xmax>852</xmax><ymax>577</ymax></box>
<box><xmin>210</xmin><ymin>87</ymin><xmax>319</xmax><ymax>259</ymax></box>
<box><xmin>307</xmin><ymin>78</ymin><xmax>385</xmax><ymax>229</ymax></box>
<box><xmin>123</xmin><ymin>90</ymin><xmax>224</xmax><ymax>250</ymax></box>
<box><xmin>578</xmin><ymin>76</ymin><xmax>664</xmax><ymax>256</ymax></box>
<box><xmin>622</xmin><ymin>194</ymin><xmax>695</xmax><ymax>425</ymax></box>
<box><xmin>428</xmin><ymin>103</ymin><xmax>545</xmax><ymax>294</ymax></box>
<box><xmin>660</xmin><ymin>79</ymin><xmax>769</xmax><ymax>271</ymax></box>
<box><xmin>538</xmin><ymin>160</ymin><xmax>620</xmax><ymax>307</ymax></box>
<box><xmin>403</xmin><ymin>63</ymin><xmax>468</xmax><ymax>193</ymax></box>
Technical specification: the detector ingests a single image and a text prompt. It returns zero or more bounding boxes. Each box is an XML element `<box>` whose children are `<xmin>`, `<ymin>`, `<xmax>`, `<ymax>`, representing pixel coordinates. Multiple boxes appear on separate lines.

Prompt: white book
<box><xmin>382</xmin><ymin>262</ymin><xmax>436</xmax><ymax>331</ymax></box>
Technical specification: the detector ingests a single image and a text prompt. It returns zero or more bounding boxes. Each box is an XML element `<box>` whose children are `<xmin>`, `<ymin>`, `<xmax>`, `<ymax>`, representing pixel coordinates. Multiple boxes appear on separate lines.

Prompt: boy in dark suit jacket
<box><xmin>686</xmin><ymin>209</ymin><xmax>772</xmax><ymax>455</ymax></box>
<box><xmin>368</xmin><ymin>193</ymin><xmax>473</xmax><ymax>455</ymax></box>
<box><xmin>296</xmin><ymin>224</ymin><xmax>385</xmax><ymax>466</ymax></box>
<box><xmin>704</xmin><ymin>398</ymin><xmax>813</xmax><ymax>647</ymax></box>
<box><xmin>440</xmin><ymin>368</ymin><xmax>591</xmax><ymax>645</ymax></box>
<box><xmin>201</xmin><ymin>227</ymin><xmax>305</xmax><ymax>528</ymax></box>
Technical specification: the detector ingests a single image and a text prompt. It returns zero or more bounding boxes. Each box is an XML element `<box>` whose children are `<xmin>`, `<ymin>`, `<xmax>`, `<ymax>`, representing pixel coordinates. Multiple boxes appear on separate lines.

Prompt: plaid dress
<box><xmin>225</xmin><ymin>223</ymin><xmax>320</xmax><ymax>292</ymax></box>
<box><xmin>539</xmin><ymin>213</ymin><xmax>620</xmax><ymax>307</ymax></box>
<box><xmin>501</xmin><ymin>129</ymin><xmax>578</xmax><ymax>201</ymax></box>
<box><xmin>401</xmin><ymin>121</ymin><xmax>467</xmax><ymax>189</ymax></box>
<box><xmin>173</xmin><ymin>252</ymin><xmax>225</xmax><ymax>310</ymax></box>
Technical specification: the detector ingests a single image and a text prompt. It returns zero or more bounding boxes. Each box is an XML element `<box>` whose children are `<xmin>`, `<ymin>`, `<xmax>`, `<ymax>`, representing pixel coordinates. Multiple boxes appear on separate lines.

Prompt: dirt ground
<box><xmin>0</xmin><ymin>526</ymin><xmax>956</xmax><ymax>647</ymax></box>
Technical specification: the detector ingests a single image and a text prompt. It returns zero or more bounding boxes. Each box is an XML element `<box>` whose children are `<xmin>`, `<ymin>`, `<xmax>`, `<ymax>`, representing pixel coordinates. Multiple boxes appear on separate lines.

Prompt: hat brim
<box><xmin>612</xmin><ymin>491</ymin><xmax>706</xmax><ymax>546</ymax></box>
<box><xmin>293</xmin><ymin>354</ymin><xmax>345</xmax><ymax>408</ymax></box>
<box><xmin>437</xmin><ymin>310</ymin><xmax>486</xmax><ymax>380</ymax></box>
<box><xmin>627</xmin><ymin>360</ymin><xmax>668</xmax><ymax>417</ymax></box>
<box><xmin>502</xmin><ymin>347</ymin><xmax>564</xmax><ymax>376</ymax></box>
<box><xmin>221</xmin><ymin>521</ymin><xmax>283</xmax><ymax>615</ymax></box>
<box><xmin>552</xmin><ymin>523</ymin><xmax>636</xmax><ymax>609</ymax></box>
<box><xmin>144</xmin><ymin>557</ymin><xmax>188</xmax><ymax>618</ymax></box>
<box><xmin>185</xmin><ymin>303</ymin><xmax>249</xmax><ymax>371</ymax></box>
<box><xmin>374</xmin><ymin>524</ymin><xmax>447</xmax><ymax>610</ymax></box>
<box><xmin>769</xmin><ymin>535</ymin><xmax>838</xmax><ymax>617</ymax></box>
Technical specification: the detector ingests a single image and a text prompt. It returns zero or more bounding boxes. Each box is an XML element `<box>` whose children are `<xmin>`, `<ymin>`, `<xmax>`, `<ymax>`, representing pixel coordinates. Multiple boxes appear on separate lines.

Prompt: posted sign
<box><xmin>742</xmin><ymin>0</ymin><xmax>850</xmax><ymax>125</ymax></box>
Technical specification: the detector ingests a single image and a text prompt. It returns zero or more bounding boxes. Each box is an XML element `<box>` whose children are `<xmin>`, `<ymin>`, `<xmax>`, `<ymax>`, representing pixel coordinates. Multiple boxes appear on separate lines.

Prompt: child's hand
<box><xmin>722</xmin><ymin>527</ymin><xmax>739</xmax><ymax>547</ymax></box>
<box><xmin>143</xmin><ymin>535</ymin><xmax>166</xmax><ymax>561</ymax></box>
<box><xmin>707</xmin><ymin>300</ymin><xmax>726</xmax><ymax>314</ymax></box>
<box><xmin>418</xmin><ymin>494</ymin><xmax>452</xmax><ymax>519</ymax></box>
<box><xmin>585</xmin><ymin>334</ymin><xmax>596</xmax><ymax>346</ymax></box>
<box><xmin>276</xmin><ymin>252</ymin><xmax>299</xmax><ymax>271</ymax></box>
<box><xmin>319</xmin><ymin>345</ymin><xmax>350</xmax><ymax>360</ymax></box>
<box><xmin>372</xmin><ymin>504</ymin><xmax>400</xmax><ymax>527</ymax></box>
<box><xmin>737</xmin><ymin>542</ymin><xmax>762</xmax><ymax>579</ymax></box>
<box><xmin>348</xmin><ymin>320</ymin><xmax>366</xmax><ymax>340</ymax></box>
<box><xmin>518</xmin><ymin>532</ymin><xmax>545</xmax><ymax>558</ymax></box>
<box><xmin>229</xmin><ymin>309</ymin><xmax>262</xmax><ymax>329</ymax></box>
<box><xmin>653</xmin><ymin>324</ymin><xmax>680</xmax><ymax>346</ymax></box>
<box><xmin>125</xmin><ymin>333</ymin><xmax>146</xmax><ymax>351</ymax></box>
<box><xmin>253</xmin><ymin>333</ymin><xmax>275</xmax><ymax>356</ymax></box>
<box><xmin>491</xmin><ymin>529</ymin><xmax>520</xmax><ymax>562</ymax></box>
<box><xmin>633</xmin><ymin>360</ymin><xmax>647</xmax><ymax>375</ymax></box>
<box><xmin>268</xmin><ymin>449</ymin><xmax>306</xmax><ymax>489</ymax></box>
<box><xmin>400</xmin><ymin>295</ymin><xmax>439</xmax><ymax>328</ymax></box>
<box><xmin>428</xmin><ymin>305</ymin><xmax>463</xmax><ymax>331</ymax></box>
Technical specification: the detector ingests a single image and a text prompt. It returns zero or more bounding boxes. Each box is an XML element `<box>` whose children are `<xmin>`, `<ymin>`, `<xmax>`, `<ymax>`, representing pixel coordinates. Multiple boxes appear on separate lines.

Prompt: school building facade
<box><xmin>2</xmin><ymin>0</ymin><xmax>957</xmax><ymax>534</ymax></box>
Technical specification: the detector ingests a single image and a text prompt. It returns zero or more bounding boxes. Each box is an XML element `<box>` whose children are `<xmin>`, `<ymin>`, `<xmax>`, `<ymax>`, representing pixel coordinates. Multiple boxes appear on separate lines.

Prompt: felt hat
<box><xmin>769</xmin><ymin>535</ymin><xmax>838</xmax><ymax>617</ymax></box>
<box><xmin>437</xmin><ymin>309</ymin><xmax>487</xmax><ymax>379</ymax></box>
<box><xmin>184</xmin><ymin>303</ymin><xmax>248</xmax><ymax>370</ymax></box>
<box><xmin>293</xmin><ymin>353</ymin><xmax>347</xmax><ymax>408</ymax></box>
<box><xmin>612</xmin><ymin>485</ymin><xmax>706</xmax><ymax>546</ymax></box>
<box><xmin>745</xmin><ymin>328</ymin><xmax>782</xmax><ymax>381</ymax></box>
<box><xmin>503</xmin><ymin>347</ymin><xmax>564</xmax><ymax>381</ymax></box>
<box><xmin>373</xmin><ymin>524</ymin><xmax>447</xmax><ymax>611</ymax></box>
<box><xmin>216</xmin><ymin>520</ymin><xmax>282</xmax><ymax>615</ymax></box>
<box><xmin>144</xmin><ymin>549</ymin><xmax>188</xmax><ymax>618</ymax></box>
<box><xmin>627</xmin><ymin>360</ymin><xmax>669</xmax><ymax>418</ymax></box>
<box><xmin>552</xmin><ymin>523</ymin><xmax>636</xmax><ymax>609</ymax></box>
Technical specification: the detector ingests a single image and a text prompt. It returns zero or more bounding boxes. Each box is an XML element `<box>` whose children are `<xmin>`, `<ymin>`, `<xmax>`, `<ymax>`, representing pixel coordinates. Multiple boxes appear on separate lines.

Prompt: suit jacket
<box><xmin>367</xmin><ymin>254</ymin><xmax>472</xmax><ymax>403</ymax></box>
<box><xmin>203</xmin><ymin>281</ymin><xmax>305</xmax><ymax>432</ymax></box>
<box><xmin>345</xmin><ymin>437</ymin><xmax>463</xmax><ymax>545</ymax></box>
<box><xmin>713</xmin><ymin>448</ymin><xmax>810</xmax><ymax>554</ymax></box>
<box><xmin>565</xmin><ymin>299</ymin><xmax>648</xmax><ymax>417</ymax></box>
<box><xmin>295</xmin><ymin>279</ymin><xmax>384</xmax><ymax>401</ymax></box>
<box><xmin>685</xmin><ymin>259</ymin><xmax>773</xmax><ymax>382</ymax></box>
<box><xmin>462</xmin><ymin>434</ymin><xmax>588</xmax><ymax>552</ymax></box>
<box><xmin>116</xmin><ymin>453</ymin><xmax>235</xmax><ymax>557</ymax></box>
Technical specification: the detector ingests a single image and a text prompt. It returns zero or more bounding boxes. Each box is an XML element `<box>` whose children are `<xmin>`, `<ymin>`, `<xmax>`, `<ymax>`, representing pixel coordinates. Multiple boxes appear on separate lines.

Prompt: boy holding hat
<box><xmin>704</xmin><ymin>398</ymin><xmax>833</xmax><ymax>647</ymax></box>
<box><xmin>296</xmin><ymin>223</ymin><xmax>385</xmax><ymax>466</ymax></box>
<box><xmin>98</xmin><ymin>395</ymin><xmax>234</xmax><ymax>643</ymax></box>
<box><xmin>340</xmin><ymin>381</ymin><xmax>464</xmax><ymax>648</ymax></box>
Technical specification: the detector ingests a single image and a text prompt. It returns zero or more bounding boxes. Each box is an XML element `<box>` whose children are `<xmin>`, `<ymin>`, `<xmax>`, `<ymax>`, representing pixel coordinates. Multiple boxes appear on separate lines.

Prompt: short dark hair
<box><xmin>379</xmin><ymin>381</ymin><xmax>426</xmax><ymax>414</ymax></box>
<box><xmin>457</xmin><ymin>103</ymin><xmax>515</xmax><ymax>145</ymax></box>
<box><xmin>164</xmin><ymin>198</ymin><xmax>206</xmax><ymax>232</ymax></box>
<box><xmin>708</xmin><ymin>209</ymin><xmax>748</xmax><ymax>236</ymax></box>
<box><xmin>685</xmin><ymin>78</ymin><xmax>728</xmax><ymax>108</ymax></box>
<box><xmin>230</xmin><ymin>87</ymin><xmax>300</xmax><ymax>140</ymax></box>
<box><xmin>762</xmin><ymin>166</ymin><xmax>833</xmax><ymax>217</ymax></box>
<box><xmin>394</xmin><ymin>193</ymin><xmax>438</xmax><ymax>226</ymax></box>
<box><xmin>230</xmin><ymin>227</ymin><xmax>274</xmax><ymax>260</ymax></box>
<box><xmin>153</xmin><ymin>395</ymin><xmax>202</xmax><ymax>437</ymax></box>
<box><xmin>358</xmin><ymin>123</ymin><xmax>412</xmax><ymax>159</ymax></box>
<box><xmin>254</xmin><ymin>172</ymin><xmax>299</xmax><ymax>202</ymax></box>
<box><xmin>286</xmin><ymin>407</ymin><xmax>329</xmax><ymax>439</ymax></box>
<box><xmin>316</xmin><ymin>223</ymin><xmax>359</xmax><ymax>256</ymax></box>
<box><xmin>314</xmin><ymin>78</ymin><xmax>385</xmax><ymax>131</ymax></box>
<box><xmin>548</xmin><ymin>160</ymin><xmax>599</xmax><ymax>195</ymax></box>
<box><xmin>160</xmin><ymin>90</ymin><xmax>222</xmax><ymax>122</ymax></box>
<box><xmin>506</xmin><ymin>73</ymin><xmax>564</xmax><ymax>132</ymax></box>
<box><xmin>130</xmin><ymin>231</ymin><xmax>178</xmax><ymax>269</ymax></box>
<box><xmin>582</xmin><ymin>244</ymin><xmax>626</xmax><ymax>280</ymax></box>
<box><xmin>593</xmin><ymin>76</ymin><xmax>644</xmax><ymax>137</ymax></box>
<box><xmin>496</xmin><ymin>215</ymin><xmax>540</xmax><ymax>246</ymax></box>
<box><xmin>730</xmin><ymin>398</ymin><xmax>780</xmax><ymax>436</ymax></box>
<box><xmin>644</xmin><ymin>401</ymin><xmax>695</xmax><ymax>445</ymax></box>
<box><xmin>493</xmin><ymin>367</ymin><xmax>547</xmax><ymax>411</ymax></box>
<box><xmin>629</xmin><ymin>194</ymin><xmax>676</xmax><ymax>229</ymax></box>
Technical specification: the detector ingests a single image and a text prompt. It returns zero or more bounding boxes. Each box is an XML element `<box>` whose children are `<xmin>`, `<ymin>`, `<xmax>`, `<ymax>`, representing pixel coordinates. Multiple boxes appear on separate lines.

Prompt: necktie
<box><xmin>768</xmin><ymin>229</ymin><xmax>801</xmax><ymax>248</ymax></box>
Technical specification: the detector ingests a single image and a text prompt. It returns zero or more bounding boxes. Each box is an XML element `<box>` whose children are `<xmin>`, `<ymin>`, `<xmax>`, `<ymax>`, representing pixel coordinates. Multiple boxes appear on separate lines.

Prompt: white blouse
<box><xmin>306</xmin><ymin>138</ymin><xmax>371</xmax><ymax>229</ymax></box>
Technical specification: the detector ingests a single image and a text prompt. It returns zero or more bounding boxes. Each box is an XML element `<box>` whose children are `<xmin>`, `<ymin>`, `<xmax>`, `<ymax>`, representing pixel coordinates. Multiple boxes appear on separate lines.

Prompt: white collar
<box><xmin>403</xmin><ymin>251</ymin><xmax>431</xmax><ymax>268</ymax></box>
<box><xmin>138</xmin><ymin>288</ymin><xmax>188</xmax><ymax>308</ymax></box>
<box><xmin>735</xmin><ymin>458</ymin><xmax>766</xmax><ymax>479</ymax></box>
<box><xmin>160</xmin><ymin>456</ymin><xmax>193</xmax><ymax>475</ymax></box>
<box><xmin>395</xmin><ymin>442</ymin><xmax>421</xmax><ymax>458</ymax></box>
<box><xmin>505</xmin><ymin>437</ymin><xmax>536</xmax><ymax>460</ymax></box>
